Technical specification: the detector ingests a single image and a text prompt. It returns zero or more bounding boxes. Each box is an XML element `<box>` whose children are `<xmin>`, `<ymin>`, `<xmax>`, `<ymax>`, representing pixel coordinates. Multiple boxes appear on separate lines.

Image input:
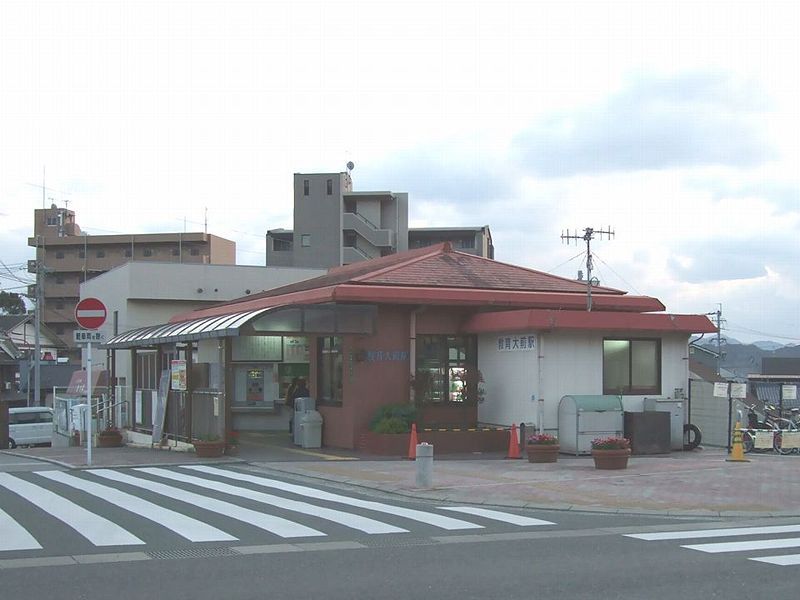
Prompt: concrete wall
<box><xmin>293</xmin><ymin>173</ymin><xmax>344</xmax><ymax>268</ymax></box>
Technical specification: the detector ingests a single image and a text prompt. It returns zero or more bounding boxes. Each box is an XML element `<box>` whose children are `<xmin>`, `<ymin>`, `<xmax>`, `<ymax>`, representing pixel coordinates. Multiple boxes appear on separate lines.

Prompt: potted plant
<box><xmin>193</xmin><ymin>434</ymin><xmax>225</xmax><ymax>458</ymax></box>
<box><xmin>525</xmin><ymin>433</ymin><xmax>559</xmax><ymax>463</ymax></box>
<box><xmin>591</xmin><ymin>436</ymin><xmax>631</xmax><ymax>469</ymax></box>
<box><xmin>97</xmin><ymin>425</ymin><xmax>124</xmax><ymax>448</ymax></box>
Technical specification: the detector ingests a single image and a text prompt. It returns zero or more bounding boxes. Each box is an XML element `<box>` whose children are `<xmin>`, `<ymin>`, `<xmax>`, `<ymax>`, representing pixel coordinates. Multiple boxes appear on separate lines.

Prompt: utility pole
<box><xmin>561</xmin><ymin>226</ymin><xmax>615</xmax><ymax>311</ymax></box>
<box><xmin>707</xmin><ymin>305</ymin><xmax>724</xmax><ymax>376</ymax></box>
<box><xmin>33</xmin><ymin>258</ymin><xmax>41</xmax><ymax>407</ymax></box>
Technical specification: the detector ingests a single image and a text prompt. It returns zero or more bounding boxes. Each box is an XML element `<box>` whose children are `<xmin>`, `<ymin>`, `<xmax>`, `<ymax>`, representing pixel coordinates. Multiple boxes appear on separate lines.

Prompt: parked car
<box><xmin>7</xmin><ymin>407</ymin><xmax>54</xmax><ymax>449</ymax></box>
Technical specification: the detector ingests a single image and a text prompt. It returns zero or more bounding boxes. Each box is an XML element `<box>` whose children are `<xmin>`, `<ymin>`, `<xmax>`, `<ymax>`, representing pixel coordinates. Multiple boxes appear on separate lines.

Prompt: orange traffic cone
<box><xmin>407</xmin><ymin>423</ymin><xmax>419</xmax><ymax>460</ymax></box>
<box><xmin>506</xmin><ymin>423</ymin><xmax>521</xmax><ymax>459</ymax></box>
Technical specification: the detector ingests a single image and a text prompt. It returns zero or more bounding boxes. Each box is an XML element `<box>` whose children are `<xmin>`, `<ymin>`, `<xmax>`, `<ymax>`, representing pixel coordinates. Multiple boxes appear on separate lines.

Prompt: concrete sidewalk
<box><xmin>3</xmin><ymin>442</ymin><xmax>798</xmax><ymax>518</ymax></box>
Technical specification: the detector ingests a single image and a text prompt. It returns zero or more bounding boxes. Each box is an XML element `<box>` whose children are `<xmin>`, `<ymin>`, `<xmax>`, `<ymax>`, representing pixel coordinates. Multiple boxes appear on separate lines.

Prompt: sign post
<box><xmin>74</xmin><ymin>297</ymin><xmax>107</xmax><ymax>467</ymax></box>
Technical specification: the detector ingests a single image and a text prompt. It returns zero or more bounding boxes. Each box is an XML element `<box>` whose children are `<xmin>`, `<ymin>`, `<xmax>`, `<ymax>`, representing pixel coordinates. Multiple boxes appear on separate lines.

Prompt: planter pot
<box><xmin>97</xmin><ymin>430</ymin><xmax>124</xmax><ymax>448</ymax></box>
<box><xmin>193</xmin><ymin>440</ymin><xmax>225</xmax><ymax>458</ymax></box>
<box><xmin>591</xmin><ymin>448</ymin><xmax>631</xmax><ymax>470</ymax></box>
<box><xmin>526</xmin><ymin>444</ymin><xmax>560</xmax><ymax>463</ymax></box>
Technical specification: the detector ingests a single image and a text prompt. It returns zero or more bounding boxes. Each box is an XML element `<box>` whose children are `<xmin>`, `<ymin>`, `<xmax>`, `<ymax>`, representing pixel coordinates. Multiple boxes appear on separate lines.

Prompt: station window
<box><xmin>415</xmin><ymin>335</ymin><xmax>479</xmax><ymax>404</ymax></box>
<box><xmin>303</xmin><ymin>179</ymin><xmax>310</xmax><ymax>196</ymax></box>
<box><xmin>603</xmin><ymin>338</ymin><xmax>661</xmax><ymax>395</ymax></box>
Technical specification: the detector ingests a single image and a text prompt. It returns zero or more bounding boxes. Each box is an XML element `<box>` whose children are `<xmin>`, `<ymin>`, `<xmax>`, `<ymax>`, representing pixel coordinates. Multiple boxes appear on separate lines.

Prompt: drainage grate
<box><xmin>147</xmin><ymin>546</ymin><xmax>238</xmax><ymax>560</ymax></box>
<box><xmin>361</xmin><ymin>537</ymin><xmax>439</xmax><ymax>549</ymax></box>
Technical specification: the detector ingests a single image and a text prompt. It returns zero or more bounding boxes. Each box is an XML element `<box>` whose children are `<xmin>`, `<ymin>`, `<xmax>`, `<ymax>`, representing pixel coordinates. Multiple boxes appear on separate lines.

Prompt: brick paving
<box><xmin>4</xmin><ymin>440</ymin><xmax>798</xmax><ymax>517</ymax></box>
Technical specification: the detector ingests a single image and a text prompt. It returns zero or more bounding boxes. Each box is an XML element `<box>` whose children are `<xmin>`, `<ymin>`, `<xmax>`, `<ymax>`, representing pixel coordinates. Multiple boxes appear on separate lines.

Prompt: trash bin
<box><xmin>298</xmin><ymin>410</ymin><xmax>323</xmax><ymax>449</ymax></box>
<box><xmin>293</xmin><ymin>397</ymin><xmax>315</xmax><ymax>446</ymax></box>
<box><xmin>558</xmin><ymin>395</ymin><xmax>624</xmax><ymax>455</ymax></box>
<box><xmin>644</xmin><ymin>397</ymin><xmax>685</xmax><ymax>451</ymax></box>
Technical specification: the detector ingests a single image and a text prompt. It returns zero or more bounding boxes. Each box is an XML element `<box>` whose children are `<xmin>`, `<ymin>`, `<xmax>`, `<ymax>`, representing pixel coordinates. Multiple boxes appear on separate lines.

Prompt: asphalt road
<box><xmin>0</xmin><ymin>460</ymin><xmax>797</xmax><ymax>599</ymax></box>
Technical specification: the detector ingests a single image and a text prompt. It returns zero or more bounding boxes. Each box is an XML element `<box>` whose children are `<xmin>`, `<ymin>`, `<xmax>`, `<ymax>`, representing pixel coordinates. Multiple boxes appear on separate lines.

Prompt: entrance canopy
<box><xmin>103</xmin><ymin>303</ymin><xmax>377</xmax><ymax>349</ymax></box>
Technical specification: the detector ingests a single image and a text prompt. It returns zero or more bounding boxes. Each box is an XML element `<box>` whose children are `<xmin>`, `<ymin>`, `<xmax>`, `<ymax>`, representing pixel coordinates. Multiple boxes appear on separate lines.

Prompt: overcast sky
<box><xmin>1</xmin><ymin>0</ymin><xmax>798</xmax><ymax>344</ymax></box>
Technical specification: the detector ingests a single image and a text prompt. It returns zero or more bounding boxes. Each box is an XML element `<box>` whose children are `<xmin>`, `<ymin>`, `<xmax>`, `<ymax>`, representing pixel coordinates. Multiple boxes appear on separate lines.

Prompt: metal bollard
<box><xmin>415</xmin><ymin>442</ymin><xmax>434</xmax><ymax>488</ymax></box>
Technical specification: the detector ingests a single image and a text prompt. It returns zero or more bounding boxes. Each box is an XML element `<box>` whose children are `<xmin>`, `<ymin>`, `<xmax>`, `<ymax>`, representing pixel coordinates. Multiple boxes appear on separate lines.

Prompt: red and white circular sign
<box><xmin>75</xmin><ymin>297</ymin><xmax>107</xmax><ymax>329</ymax></box>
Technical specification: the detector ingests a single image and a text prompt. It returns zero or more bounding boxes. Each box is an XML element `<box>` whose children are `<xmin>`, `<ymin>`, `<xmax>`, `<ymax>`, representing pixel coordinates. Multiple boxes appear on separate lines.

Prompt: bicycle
<box><xmin>740</xmin><ymin>404</ymin><xmax>794</xmax><ymax>454</ymax></box>
<box><xmin>773</xmin><ymin>407</ymin><xmax>800</xmax><ymax>455</ymax></box>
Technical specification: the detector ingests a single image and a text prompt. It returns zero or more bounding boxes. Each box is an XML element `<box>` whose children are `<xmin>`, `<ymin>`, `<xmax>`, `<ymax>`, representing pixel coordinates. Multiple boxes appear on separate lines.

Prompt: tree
<box><xmin>0</xmin><ymin>291</ymin><xmax>26</xmax><ymax>315</ymax></box>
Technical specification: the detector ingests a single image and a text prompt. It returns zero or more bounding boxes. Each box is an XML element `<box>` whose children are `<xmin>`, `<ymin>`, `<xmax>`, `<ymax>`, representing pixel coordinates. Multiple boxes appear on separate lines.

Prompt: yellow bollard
<box><xmin>726</xmin><ymin>421</ymin><xmax>750</xmax><ymax>463</ymax></box>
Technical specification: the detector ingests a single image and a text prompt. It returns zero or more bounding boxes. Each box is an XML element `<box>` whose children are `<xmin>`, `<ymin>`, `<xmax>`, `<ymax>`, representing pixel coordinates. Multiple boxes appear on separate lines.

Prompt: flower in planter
<box><xmin>591</xmin><ymin>436</ymin><xmax>630</xmax><ymax>450</ymax></box>
<box><xmin>527</xmin><ymin>433</ymin><xmax>558</xmax><ymax>445</ymax></box>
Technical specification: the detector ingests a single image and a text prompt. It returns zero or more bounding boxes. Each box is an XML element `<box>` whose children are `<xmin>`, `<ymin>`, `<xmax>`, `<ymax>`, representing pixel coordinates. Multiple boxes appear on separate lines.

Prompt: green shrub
<box><xmin>369</xmin><ymin>403</ymin><xmax>417</xmax><ymax>432</ymax></box>
<box><xmin>372</xmin><ymin>416</ymin><xmax>410</xmax><ymax>434</ymax></box>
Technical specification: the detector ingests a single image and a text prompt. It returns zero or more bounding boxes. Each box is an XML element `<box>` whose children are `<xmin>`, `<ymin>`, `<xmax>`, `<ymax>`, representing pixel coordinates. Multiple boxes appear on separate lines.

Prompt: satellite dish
<box><xmin>346</xmin><ymin>161</ymin><xmax>355</xmax><ymax>171</ymax></box>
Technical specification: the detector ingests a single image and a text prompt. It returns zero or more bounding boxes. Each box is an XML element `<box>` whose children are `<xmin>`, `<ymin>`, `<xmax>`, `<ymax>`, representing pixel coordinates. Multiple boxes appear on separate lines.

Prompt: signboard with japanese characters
<box><xmin>713</xmin><ymin>382</ymin><xmax>728</xmax><ymax>398</ymax></box>
<box><xmin>496</xmin><ymin>334</ymin><xmax>536</xmax><ymax>352</ymax></box>
<box><xmin>171</xmin><ymin>359</ymin><xmax>187</xmax><ymax>391</ymax></box>
<box><xmin>73</xmin><ymin>330</ymin><xmax>107</xmax><ymax>344</ymax></box>
<box><xmin>730</xmin><ymin>383</ymin><xmax>747</xmax><ymax>399</ymax></box>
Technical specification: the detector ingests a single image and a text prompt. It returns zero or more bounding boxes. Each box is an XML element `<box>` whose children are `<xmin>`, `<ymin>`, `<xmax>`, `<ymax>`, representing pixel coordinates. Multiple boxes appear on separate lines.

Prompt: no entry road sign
<box><xmin>75</xmin><ymin>297</ymin><xmax>107</xmax><ymax>329</ymax></box>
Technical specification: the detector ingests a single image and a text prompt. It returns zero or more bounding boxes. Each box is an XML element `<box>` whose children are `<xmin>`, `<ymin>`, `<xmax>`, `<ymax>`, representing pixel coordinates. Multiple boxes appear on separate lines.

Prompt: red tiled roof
<box><xmin>171</xmin><ymin>243</ymin><xmax>660</xmax><ymax>322</ymax></box>
<box><xmin>222</xmin><ymin>243</ymin><xmax>621</xmax><ymax>304</ymax></box>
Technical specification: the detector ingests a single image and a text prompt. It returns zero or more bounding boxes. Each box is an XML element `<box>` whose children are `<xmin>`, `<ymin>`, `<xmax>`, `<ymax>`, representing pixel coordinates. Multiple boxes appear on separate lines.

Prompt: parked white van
<box><xmin>8</xmin><ymin>407</ymin><xmax>54</xmax><ymax>449</ymax></box>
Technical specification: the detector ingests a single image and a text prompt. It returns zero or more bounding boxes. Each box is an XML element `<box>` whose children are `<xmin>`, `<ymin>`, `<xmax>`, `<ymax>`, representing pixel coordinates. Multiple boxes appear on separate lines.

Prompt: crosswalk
<box><xmin>0</xmin><ymin>465</ymin><xmax>556</xmax><ymax>556</ymax></box>
<box><xmin>624</xmin><ymin>524</ymin><xmax>800</xmax><ymax>567</ymax></box>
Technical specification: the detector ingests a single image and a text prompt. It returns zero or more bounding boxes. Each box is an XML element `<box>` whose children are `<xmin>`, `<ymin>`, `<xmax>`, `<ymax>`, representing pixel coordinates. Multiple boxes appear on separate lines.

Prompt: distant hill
<box><xmin>752</xmin><ymin>340</ymin><xmax>786</xmax><ymax>351</ymax></box>
<box><xmin>696</xmin><ymin>339</ymin><xmax>800</xmax><ymax>377</ymax></box>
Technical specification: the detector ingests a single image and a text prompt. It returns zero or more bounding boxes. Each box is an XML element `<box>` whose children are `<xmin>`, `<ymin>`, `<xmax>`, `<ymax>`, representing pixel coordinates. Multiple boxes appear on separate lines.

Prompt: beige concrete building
<box><xmin>28</xmin><ymin>205</ymin><xmax>236</xmax><ymax>355</ymax></box>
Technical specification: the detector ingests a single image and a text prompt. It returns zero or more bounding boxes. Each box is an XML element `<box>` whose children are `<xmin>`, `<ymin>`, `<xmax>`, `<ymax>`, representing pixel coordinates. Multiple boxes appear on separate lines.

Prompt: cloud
<box><xmin>512</xmin><ymin>72</ymin><xmax>773</xmax><ymax>177</ymax></box>
<box><xmin>356</xmin><ymin>138</ymin><xmax>516</xmax><ymax>205</ymax></box>
<box><xmin>687</xmin><ymin>178</ymin><xmax>800</xmax><ymax>214</ymax></box>
<box><xmin>667</xmin><ymin>237</ymin><xmax>799</xmax><ymax>283</ymax></box>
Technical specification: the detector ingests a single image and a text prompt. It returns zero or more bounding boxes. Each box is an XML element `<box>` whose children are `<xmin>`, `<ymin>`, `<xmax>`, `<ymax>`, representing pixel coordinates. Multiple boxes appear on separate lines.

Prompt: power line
<box><xmin>547</xmin><ymin>249</ymin><xmax>586</xmax><ymax>273</ymax></box>
<box><xmin>591</xmin><ymin>251</ymin><xmax>643</xmax><ymax>296</ymax></box>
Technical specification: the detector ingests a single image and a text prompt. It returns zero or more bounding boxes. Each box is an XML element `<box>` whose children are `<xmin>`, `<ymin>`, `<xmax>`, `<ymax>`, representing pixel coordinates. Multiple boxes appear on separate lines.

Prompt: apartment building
<box><xmin>266</xmin><ymin>172</ymin><xmax>408</xmax><ymax>268</ymax></box>
<box><xmin>265</xmin><ymin>171</ymin><xmax>493</xmax><ymax>268</ymax></box>
<box><xmin>28</xmin><ymin>205</ymin><xmax>236</xmax><ymax>353</ymax></box>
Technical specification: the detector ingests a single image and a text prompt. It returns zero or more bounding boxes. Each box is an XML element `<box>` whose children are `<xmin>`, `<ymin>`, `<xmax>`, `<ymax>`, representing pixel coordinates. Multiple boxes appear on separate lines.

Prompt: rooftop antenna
<box><xmin>346</xmin><ymin>161</ymin><xmax>354</xmax><ymax>176</ymax></box>
<box><xmin>204</xmin><ymin>207</ymin><xmax>208</xmax><ymax>234</ymax></box>
<box><xmin>560</xmin><ymin>226</ymin><xmax>615</xmax><ymax>311</ymax></box>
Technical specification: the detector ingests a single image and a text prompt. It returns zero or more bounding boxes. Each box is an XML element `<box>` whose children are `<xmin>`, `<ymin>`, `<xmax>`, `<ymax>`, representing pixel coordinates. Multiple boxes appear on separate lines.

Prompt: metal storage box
<box><xmin>624</xmin><ymin>411</ymin><xmax>670</xmax><ymax>454</ymax></box>
<box><xmin>558</xmin><ymin>395</ymin><xmax>624</xmax><ymax>455</ymax></box>
<box><xmin>643</xmin><ymin>397</ymin><xmax>685</xmax><ymax>451</ymax></box>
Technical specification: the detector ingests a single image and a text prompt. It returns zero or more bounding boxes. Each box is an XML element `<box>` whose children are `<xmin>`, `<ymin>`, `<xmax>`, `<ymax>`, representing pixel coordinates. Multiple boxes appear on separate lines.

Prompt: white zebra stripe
<box><xmin>89</xmin><ymin>469</ymin><xmax>325</xmax><ymax>539</ymax></box>
<box><xmin>0</xmin><ymin>505</ymin><xmax>41</xmax><ymax>551</ymax></box>
<box><xmin>137</xmin><ymin>467</ymin><xmax>408</xmax><ymax>535</ymax></box>
<box><xmin>438</xmin><ymin>506</ymin><xmax>555</xmax><ymax>526</ymax></box>
<box><xmin>750</xmin><ymin>554</ymin><xmax>800</xmax><ymax>566</ymax></box>
<box><xmin>626</xmin><ymin>524</ymin><xmax>800</xmax><ymax>541</ymax></box>
<box><xmin>36</xmin><ymin>471</ymin><xmax>237</xmax><ymax>543</ymax></box>
<box><xmin>682</xmin><ymin>537</ymin><xmax>800</xmax><ymax>554</ymax></box>
<box><xmin>0</xmin><ymin>473</ymin><xmax>143</xmax><ymax>547</ymax></box>
<box><xmin>182</xmin><ymin>465</ymin><xmax>483</xmax><ymax>531</ymax></box>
